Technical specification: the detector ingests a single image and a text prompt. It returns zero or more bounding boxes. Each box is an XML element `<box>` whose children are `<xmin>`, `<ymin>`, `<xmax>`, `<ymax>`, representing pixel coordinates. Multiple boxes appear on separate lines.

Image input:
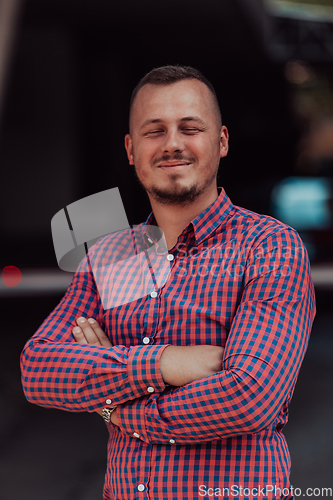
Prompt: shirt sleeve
<box><xmin>115</xmin><ymin>227</ymin><xmax>316</xmax><ymax>444</ymax></box>
<box><xmin>20</xmin><ymin>255</ymin><xmax>168</xmax><ymax>413</ymax></box>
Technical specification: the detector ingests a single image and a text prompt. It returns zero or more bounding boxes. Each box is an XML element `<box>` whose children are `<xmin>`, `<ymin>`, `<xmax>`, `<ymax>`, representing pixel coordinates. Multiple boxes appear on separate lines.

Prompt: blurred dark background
<box><xmin>0</xmin><ymin>0</ymin><xmax>332</xmax><ymax>498</ymax></box>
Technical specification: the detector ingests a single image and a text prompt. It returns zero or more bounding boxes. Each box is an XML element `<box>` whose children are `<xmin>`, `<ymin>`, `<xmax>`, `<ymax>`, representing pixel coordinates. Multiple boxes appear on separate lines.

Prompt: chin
<box><xmin>148</xmin><ymin>182</ymin><xmax>201</xmax><ymax>206</ymax></box>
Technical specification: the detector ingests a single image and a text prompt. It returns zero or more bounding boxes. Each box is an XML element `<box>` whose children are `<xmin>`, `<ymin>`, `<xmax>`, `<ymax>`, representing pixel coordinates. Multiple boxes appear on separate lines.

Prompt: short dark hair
<box><xmin>129</xmin><ymin>65</ymin><xmax>222</xmax><ymax>128</ymax></box>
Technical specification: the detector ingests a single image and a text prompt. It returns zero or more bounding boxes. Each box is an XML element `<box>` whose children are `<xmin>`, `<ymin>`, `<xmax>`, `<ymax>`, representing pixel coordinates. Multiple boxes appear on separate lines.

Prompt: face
<box><xmin>125</xmin><ymin>79</ymin><xmax>229</xmax><ymax>206</ymax></box>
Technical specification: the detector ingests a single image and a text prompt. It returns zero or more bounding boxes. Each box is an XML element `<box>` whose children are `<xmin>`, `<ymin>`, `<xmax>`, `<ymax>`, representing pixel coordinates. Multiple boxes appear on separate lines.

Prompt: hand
<box><xmin>72</xmin><ymin>316</ymin><xmax>119</xmax><ymax>425</ymax></box>
<box><xmin>159</xmin><ymin>344</ymin><xmax>224</xmax><ymax>386</ymax></box>
<box><xmin>72</xmin><ymin>316</ymin><xmax>113</xmax><ymax>347</ymax></box>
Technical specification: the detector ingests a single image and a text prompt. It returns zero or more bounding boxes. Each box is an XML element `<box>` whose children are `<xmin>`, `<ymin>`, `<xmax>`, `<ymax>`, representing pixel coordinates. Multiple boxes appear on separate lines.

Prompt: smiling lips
<box><xmin>158</xmin><ymin>161</ymin><xmax>191</xmax><ymax>169</ymax></box>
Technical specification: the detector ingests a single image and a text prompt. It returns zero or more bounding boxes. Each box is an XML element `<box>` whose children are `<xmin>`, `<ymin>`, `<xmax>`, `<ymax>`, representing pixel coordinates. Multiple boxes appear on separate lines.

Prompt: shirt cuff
<box><xmin>116</xmin><ymin>396</ymin><xmax>151</xmax><ymax>443</ymax></box>
<box><xmin>126</xmin><ymin>343</ymin><xmax>170</xmax><ymax>401</ymax></box>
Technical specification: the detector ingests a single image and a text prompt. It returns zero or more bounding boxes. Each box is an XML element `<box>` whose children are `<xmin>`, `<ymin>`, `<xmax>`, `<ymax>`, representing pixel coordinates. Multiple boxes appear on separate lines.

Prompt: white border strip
<box><xmin>0</xmin><ymin>269</ymin><xmax>74</xmax><ymax>296</ymax></box>
<box><xmin>310</xmin><ymin>264</ymin><xmax>333</xmax><ymax>287</ymax></box>
<box><xmin>1</xmin><ymin>265</ymin><xmax>333</xmax><ymax>296</ymax></box>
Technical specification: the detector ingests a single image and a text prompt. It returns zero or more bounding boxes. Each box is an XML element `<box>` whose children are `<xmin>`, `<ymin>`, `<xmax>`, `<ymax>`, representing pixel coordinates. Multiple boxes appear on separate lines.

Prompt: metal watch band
<box><xmin>102</xmin><ymin>406</ymin><xmax>117</xmax><ymax>423</ymax></box>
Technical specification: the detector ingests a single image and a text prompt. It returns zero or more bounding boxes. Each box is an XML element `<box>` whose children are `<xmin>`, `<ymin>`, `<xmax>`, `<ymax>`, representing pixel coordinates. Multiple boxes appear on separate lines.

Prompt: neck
<box><xmin>149</xmin><ymin>186</ymin><xmax>219</xmax><ymax>250</ymax></box>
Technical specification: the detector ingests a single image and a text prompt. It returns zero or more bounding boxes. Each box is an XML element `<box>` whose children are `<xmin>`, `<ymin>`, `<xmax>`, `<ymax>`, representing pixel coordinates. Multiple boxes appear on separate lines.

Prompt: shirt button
<box><xmin>133</xmin><ymin>432</ymin><xmax>140</xmax><ymax>438</ymax></box>
<box><xmin>143</xmin><ymin>337</ymin><xmax>150</xmax><ymax>344</ymax></box>
<box><xmin>169</xmin><ymin>439</ymin><xmax>175</xmax><ymax>444</ymax></box>
<box><xmin>137</xmin><ymin>484</ymin><xmax>145</xmax><ymax>492</ymax></box>
<box><xmin>105</xmin><ymin>399</ymin><xmax>112</xmax><ymax>405</ymax></box>
<box><xmin>147</xmin><ymin>386</ymin><xmax>154</xmax><ymax>393</ymax></box>
<box><xmin>167</xmin><ymin>254</ymin><xmax>174</xmax><ymax>261</ymax></box>
<box><xmin>150</xmin><ymin>291</ymin><xmax>158</xmax><ymax>298</ymax></box>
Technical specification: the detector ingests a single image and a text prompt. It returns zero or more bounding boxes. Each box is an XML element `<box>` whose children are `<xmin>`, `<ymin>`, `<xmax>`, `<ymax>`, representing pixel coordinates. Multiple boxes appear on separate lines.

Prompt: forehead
<box><xmin>131</xmin><ymin>79</ymin><xmax>217</xmax><ymax>127</ymax></box>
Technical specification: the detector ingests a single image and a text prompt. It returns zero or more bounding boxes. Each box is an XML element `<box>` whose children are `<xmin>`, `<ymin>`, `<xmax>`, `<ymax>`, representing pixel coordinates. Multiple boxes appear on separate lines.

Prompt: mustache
<box><xmin>153</xmin><ymin>153</ymin><xmax>195</xmax><ymax>166</ymax></box>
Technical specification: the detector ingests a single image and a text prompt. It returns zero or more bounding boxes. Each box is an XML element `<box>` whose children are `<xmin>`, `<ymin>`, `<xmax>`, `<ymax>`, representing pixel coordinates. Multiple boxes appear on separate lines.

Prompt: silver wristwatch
<box><xmin>102</xmin><ymin>406</ymin><xmax>117</xmax><ymax>423</ymax></box>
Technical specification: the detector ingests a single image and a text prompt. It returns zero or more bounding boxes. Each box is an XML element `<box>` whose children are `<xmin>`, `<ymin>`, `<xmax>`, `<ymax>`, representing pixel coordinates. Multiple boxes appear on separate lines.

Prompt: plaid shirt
<box><xmin>21</xmin><ymin>188</ymin><xmax>316</xmax><ymax>500</ymax></box>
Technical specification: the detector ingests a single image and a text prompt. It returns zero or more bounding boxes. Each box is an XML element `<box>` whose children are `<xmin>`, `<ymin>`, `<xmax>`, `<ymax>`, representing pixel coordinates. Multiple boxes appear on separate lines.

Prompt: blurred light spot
<box><xmin>271</xmin><ymin>177</ymin><xmax>332</xmax><ymax>230</ymax></box>
<box><xmin>2</xmin><ymin>265</ymin><xmax>22</xmax><ymax>287</ymax></box>
<box><xmin>284</xmin><ymin>60</ymin><xmax>316</xmax><ymax>85</ymax></box>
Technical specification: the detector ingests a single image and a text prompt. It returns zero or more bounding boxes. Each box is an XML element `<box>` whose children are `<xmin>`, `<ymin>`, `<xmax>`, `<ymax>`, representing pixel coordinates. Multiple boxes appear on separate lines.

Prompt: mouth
<box><xmin>158</xmin><ymin>161</ymin><xmax>191</xmax><ymax>170</ymax></box>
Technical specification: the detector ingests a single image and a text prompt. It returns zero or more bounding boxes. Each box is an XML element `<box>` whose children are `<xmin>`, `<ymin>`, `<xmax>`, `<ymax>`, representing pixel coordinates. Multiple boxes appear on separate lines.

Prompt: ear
<box><xmin>124</xmin><ymin>134</ymin><xmax>134</xmax><ymax>165</ymax></box>
<box><xmin>219</xmin><ymin>126</ymin><xmax>229</xmax><ymax>159</ymax></box>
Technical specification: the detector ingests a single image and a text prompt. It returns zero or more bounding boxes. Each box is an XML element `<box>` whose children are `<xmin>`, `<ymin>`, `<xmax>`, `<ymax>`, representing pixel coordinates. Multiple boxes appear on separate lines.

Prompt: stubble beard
<box><xmin>134</xmin><ymin>159</ymin><xmax>220</xmax><ymax>207</ymax></box>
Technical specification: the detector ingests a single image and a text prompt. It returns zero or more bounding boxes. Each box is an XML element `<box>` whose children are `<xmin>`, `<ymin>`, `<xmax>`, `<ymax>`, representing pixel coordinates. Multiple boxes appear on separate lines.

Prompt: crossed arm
<box><xmin>21</xmin><ymin>226</ymin><xmax>316</xmax><ymax>444</ymax></box>
<box><xmin>67</xmin><ymin>229</ymin><xmax>315</xmax><ymax>444</ymax></box>
<box><xmin>72</xmin><ymin>316</ymin><xmax>224</xmax><ymax>425</ymax></box>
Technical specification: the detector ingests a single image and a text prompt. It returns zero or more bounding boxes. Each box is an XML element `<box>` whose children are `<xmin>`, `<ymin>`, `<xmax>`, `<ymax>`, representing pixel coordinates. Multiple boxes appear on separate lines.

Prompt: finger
<box><xmin>72</xmin><ymin>326</ymin><xmax>89</xmax><ymax>344</ymax></box>
<box><xmin>76</xmin><ymin>317</ymin><xmax>103</xmax><ymax>346</ymax></box>
<box><xmin>87</xmin><ymin>318</ymin><xmax>113</xmax><ymax>347</ymax></box>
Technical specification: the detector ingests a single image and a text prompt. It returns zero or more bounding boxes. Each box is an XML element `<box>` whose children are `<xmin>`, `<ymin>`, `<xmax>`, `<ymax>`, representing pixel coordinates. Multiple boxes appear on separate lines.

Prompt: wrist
<box><xmin>102</xmin><ymin>406</ymin><xmax>117</xmax><ymax>423</ymax></box>
<box><xmin>159</xmin><ymin>345</ymin><xmax>176</xmax><ymax>385</ymax></box>
<box><xmin>111</xmin><ymin>408</ymin><xmax>119</xmax><ymax>426</ymax></box>
<box><xmin>159</xmin><ymin>345</ymin><xmax>190</xmax><ymax>386</ymax></box>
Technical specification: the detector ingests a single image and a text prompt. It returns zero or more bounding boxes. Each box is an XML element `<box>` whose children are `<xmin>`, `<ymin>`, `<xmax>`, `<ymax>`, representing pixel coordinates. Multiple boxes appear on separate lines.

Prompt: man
<box><xmin>21</xmin><ymin>65</ymin><xmax>316</xmax><ymax>500</ymax></box>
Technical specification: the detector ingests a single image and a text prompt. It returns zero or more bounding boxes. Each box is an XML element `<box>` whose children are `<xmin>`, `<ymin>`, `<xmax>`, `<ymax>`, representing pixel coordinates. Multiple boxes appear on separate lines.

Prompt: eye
<box><xmin>145</xmin><ymin>130</ymin><xmax>164</xmax><ymax>136</ymax></box>
<box><xmin>182</xmin><ymin>128</ymin><xmax>201</xmax><ymax>134</ymax></box>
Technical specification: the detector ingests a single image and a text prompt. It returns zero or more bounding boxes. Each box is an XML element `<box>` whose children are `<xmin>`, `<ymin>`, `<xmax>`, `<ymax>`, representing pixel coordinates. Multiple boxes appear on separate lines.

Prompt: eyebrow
<box><xmin>140</xmin><ymin>116</ymin><xmax>207</xmax><ymax>130</ymax></box>
<box><xmin>140</xmin><ymin>118</ymin><xmax>163</xmax><ymax>130</ymax></box>
<box><xmin>180</xmin><ymin>116</ymin><xmax>206</xmax><ymax>126</ymax></box>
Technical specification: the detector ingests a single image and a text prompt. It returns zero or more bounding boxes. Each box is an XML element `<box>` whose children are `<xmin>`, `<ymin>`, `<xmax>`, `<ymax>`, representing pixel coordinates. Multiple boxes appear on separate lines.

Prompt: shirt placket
<box><xmin>132</xmin><ymin>440</ymin><xmax>151</xmax><ymax>500</ymax></box>
<box><xmin>129</xmin><ymin>248</ymin><xmax>174</xmax><ymax>499</ymax></box>
<box><xmin>139</xmin><ymin>245</ymin><xmax>173</xmax><ymax>347</ymax></box>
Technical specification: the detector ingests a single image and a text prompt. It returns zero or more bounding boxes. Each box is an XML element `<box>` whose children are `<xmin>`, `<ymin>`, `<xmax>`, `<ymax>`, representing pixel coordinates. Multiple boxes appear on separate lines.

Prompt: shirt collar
<box><xmin>144</xmin><ymin>187</ymin><xmax>234</xmax><ymax>246</ymax></box>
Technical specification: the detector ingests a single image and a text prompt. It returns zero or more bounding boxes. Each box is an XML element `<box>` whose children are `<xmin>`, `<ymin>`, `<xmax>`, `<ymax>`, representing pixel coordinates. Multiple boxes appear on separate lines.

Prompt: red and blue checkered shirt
<box><xmin>21</xmin><ymin>188</ymin><xmax>316</xmax><ymax>500</ymax></box>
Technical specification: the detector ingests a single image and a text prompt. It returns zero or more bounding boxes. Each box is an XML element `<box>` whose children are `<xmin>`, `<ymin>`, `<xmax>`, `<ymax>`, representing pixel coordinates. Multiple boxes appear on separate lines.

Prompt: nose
<box><xmin>162</xmin><ymin>129</ymin><xmax>185</xmax><ymax>154</ymax></box>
